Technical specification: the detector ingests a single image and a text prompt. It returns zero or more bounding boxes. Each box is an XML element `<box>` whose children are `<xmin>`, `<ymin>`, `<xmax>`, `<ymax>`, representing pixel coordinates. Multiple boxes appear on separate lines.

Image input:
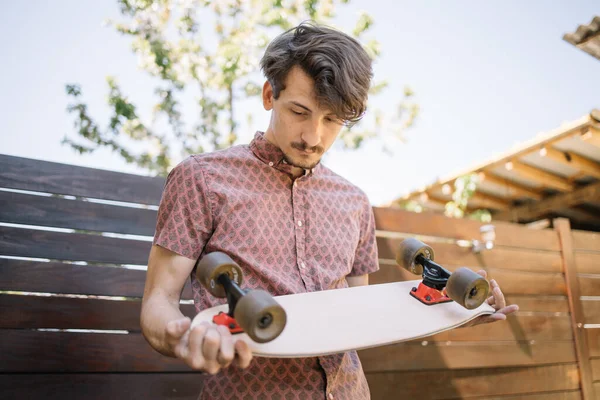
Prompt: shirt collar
<box><xmin>249</xmin><ymin>131</ymin><xmax>319</xmax><ymax>176</ymax></box>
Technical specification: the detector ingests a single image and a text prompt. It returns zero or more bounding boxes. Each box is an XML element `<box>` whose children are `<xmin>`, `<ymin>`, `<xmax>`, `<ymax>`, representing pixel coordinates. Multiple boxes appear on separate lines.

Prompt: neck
<box><xmin>264</xmin><ymin>128</ymin><xmax>305</xmax><ymax>178</ymax></box>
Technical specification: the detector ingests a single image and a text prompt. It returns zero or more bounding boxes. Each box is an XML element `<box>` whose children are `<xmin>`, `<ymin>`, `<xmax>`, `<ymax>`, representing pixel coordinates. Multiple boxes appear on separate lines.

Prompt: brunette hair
<box><xmin>260</xmin><ymin>21</ymin><xmax>373</xmax><ymax>126</ymax></box>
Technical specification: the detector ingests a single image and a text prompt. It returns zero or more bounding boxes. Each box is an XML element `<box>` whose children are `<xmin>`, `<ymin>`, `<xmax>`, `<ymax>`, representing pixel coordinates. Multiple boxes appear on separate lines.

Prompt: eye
<box><xmin>291</xmin><ymin>110</ymin><xmax>305</xmax><ymax>116</ymax></box>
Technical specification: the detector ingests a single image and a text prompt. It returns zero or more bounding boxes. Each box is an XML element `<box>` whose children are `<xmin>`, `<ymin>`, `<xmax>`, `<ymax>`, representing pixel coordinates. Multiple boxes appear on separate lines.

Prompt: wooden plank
<box><xmin>372</xmin><ymin>264</ymin><xmax>567</xmax><ymax>296</ymax></box>
<box><xmin>0</xmin><ymin>226</ymin><xmax>151</xmax><ymax>265</ymax></box>
<box><xmin>576</xmin><ymin>253</ymin><xmax>600</xmax><ymax>274</ymax></box>
<box><xmin>554</xmin><ymin>208</ymin><xmax>600</xmax><ymax>229</ymax></box>
<box><xmin>396</xmin><ymin>119</ymin><xmax>594</xmax><ymax>211</ymax></box>
<box><xmin>555</xmin><ymin>218</ymin><xmax>594</xmax><ymax>400</ymax></box>
<box><xmin>476</xmin><ymin>391</ymin><xmax>581</xmax><ymax>400</ymax></box>
<box><xmin>542</xmin><ymin>147</ymin><xmax>600</xmax><ymax>179</ymax></box>
<box><xmin>0</xmin><ymin>154</ymin><xmax>164</xmax><ymax>204</ymax></box>
<box><xmin>579</xmin><ymin>275</ymin><xmax>600</xmax><ymax>297</ymax></box>
<box><xmin>486</xmin><ymin>268</ymin><xmax>567</xmax><ymax>296</ymax></box>
<box><xmin>582</xmin><ymin>126</ymin><xmax>600</xmax><ymax>147</ymax></box>
<box><xmin>589</xmin><ymin>329</ymin><xmax>600</xmax><ymax>357</ymax></box>
<box><xmin>376</xmin><ymin>237</ymin><xmax>563</xmax><ymax>273</ymax></box>
<box><xmin>0</xmin><ymin>295</ymin><xmax>197</xmax><ymax>330</ymax></box>
<box><xmin>572</xmin><ymin>230</ymin><xmax>600</xmax><ymax>252</ymax></box>
<box><xmin>427</xmin><ymin>314</ymin><xmax>572</xmax><ymax>342</ymax></box>
<box><xmin>583</xmin><ymin>300</ymin><xmax>600</xmax><ymax>324</ymax></box>
<box><xmin>479</xmin><ymin>171</ymin><xmax>543</xmax><ymax>200</ymax></box>
<box><xmin>358</xmin><ymin>340</ymin><xmax>576</xmax><ymax>372</ymax></box>
<box><xmin>470</xmin><ymin>191</ymin><xmax>511</xmax><ymax>210</ymax></box>
<box><xmin>373</xmin><ymin>207</ymin><xmax>560</xmax><ymax>251</ymax></box>
<box><xmin>0</xmin><ymin>374</ymin><xmax>204</xmax><ymax>400</ymax></box>
<box><xmin>0</xmin><ymin>190</ymin><xmax>158</xmax><ymax>236</ymax></box>
<box><xmin>0</xmin><ymin>330</ymin><xmax>191</xmax><ymax>372</ymax></box>
<box><xmin>592</xmin><ymin>358</ymin><xmax>599</xmax><ymax>382</ymax></box>
<box><xmin>503</xmin><ymin>296</ymin><xmax>570</xmax><ymax>313</ymax></box>
<box><xmin>495</xmin><ymin>181</ymin><xmax>600</xmax><ymax>223</ymax></box>
<box><xmin>509</xmin><ymin>160</ymin><xmax>574</xmax><ymax>192</ymax></box>
<box><xmin>0</xmin><ymin>259</ymin><xmax>194</xmax><ymax>299</ymax></box>
<box><xmin>365</xmin><ymin>364</ymin><xmax>580</xmax><ymax>400</ymax></box>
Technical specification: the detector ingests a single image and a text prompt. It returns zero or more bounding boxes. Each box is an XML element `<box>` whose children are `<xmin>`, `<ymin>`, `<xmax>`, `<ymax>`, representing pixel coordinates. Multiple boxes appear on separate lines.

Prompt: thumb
<box><xmin>166</xmin><ymin>317</ymin><xmax>191</xmax><ymax>338</ymax></box>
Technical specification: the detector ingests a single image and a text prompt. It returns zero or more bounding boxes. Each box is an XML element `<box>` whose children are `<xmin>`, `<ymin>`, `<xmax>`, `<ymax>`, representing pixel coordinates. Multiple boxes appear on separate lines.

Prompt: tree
<box><xmin>396</xmin><ymin>174</ymin><xmax>492</xmax><ymax>222</ymax></box>
<box><xmin>64</xmin><ymin>0</ymin><xmax>418</xmax><ymax>176</ymax></box>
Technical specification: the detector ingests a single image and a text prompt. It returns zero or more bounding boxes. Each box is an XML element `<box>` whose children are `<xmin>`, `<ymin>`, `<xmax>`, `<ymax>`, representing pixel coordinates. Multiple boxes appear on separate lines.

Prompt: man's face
<box><xmin>262</xmin><ymin>66</ymin><xmax>345</xmax><ymax>170</ymax></box>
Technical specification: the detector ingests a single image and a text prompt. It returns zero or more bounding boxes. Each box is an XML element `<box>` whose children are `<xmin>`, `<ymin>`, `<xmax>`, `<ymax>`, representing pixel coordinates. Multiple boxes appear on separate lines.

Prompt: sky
<box><xmin>1</xmin><ymin>1</ymin><xmax>599</xmax><ymax>206</ymax></box>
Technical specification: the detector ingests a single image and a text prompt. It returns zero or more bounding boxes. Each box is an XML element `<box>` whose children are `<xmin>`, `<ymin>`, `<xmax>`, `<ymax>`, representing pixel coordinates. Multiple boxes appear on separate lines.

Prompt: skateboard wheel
<box><xmin>396</xmin><ymin>238</ymin><xmax>434</xmax><ymax>275</ymax></box>
<box><xmin>195</xmin><ymin>252</ymin><xmax>243</xmax><ymax>298</ymax></box>
<box><xmin>234</xmin><ymin>290</ymin><xmax>287</xmax><ymax>343</ymax></box>
<box><xmin>445</xmin><ymin>267</ymin><xmax>490</xmax><ymax>310</ymax></box>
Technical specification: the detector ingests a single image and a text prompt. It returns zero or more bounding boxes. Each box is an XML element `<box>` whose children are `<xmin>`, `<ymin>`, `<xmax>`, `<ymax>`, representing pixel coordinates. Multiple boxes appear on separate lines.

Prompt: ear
<box><xmin>262</xmin><ymin>80</ymin><xmax>273</xmax><ymax>111</ymax></box>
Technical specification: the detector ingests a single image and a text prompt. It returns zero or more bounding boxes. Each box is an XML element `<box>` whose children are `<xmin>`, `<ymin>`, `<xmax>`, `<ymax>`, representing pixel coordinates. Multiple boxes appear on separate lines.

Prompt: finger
<box><xmin>203</xmin><ymin>327</ymin><xmax>221</xmax><ymax>365</ymax></box>
<box><xmin>476</xmin><ymin>270</ymin><xmax>487</xmax><ymax>279</ymax></box>
<box><xmin>216</xmin><ymin>325</ymin><xmax>235</xmax><ymax>368</ymax></box>
<box><xmin>490</xmin><ymin>280</ymin><xmax>506</xmax><ymax>310</ymax></box>
<box><xmin>495</xmin><ymin>304</ymin><xmax>519</xmax><ymax>316</ymax></box>
<box><xmin>483</xmin><ymin>313</ymin><xmax>507</xmax><ymax>323</ymax></box>
<box><xmin>187</xmin><ymin>323</ymin><xmax>209</xmax><ymax>370</ymax></box>
<box><xmin>486</xmin><ymin>295</ymin><xmax>495</xmax><ymax>306</ymax></box>
<box><xmin>234</xmin><ymin>340</ymin><xmax>253</xmax><ymax>369</ymax></box>
<box><xmin>166</xmin><ymin>317</ymin><xmax>191</xmax><ymax>339</ymax></box>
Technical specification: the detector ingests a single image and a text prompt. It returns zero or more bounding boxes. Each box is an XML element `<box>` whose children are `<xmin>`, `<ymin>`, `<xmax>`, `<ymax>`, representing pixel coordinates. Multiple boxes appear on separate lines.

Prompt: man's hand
<box><xmin>462</xmin><ymin>270</ymin><xmax>519</xmax><ymax>328</ymax></box>
<box><xmin>166</xmin><ymin>317</ymin><xmax>253</xmax><ymax>374</ymax></box>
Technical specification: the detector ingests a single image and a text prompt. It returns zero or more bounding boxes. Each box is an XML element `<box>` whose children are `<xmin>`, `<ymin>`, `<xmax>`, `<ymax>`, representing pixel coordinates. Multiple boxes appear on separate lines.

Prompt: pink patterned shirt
<box><xmin>153</xmin><ymin>131</ymin><xmax>379</xmax><ymax>399</ymax></box>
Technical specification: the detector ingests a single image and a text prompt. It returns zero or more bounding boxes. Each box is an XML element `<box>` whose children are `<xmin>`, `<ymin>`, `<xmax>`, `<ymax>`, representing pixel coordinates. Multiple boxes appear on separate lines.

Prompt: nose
<box><xmin>301</xmin><ymin>119</ymin><xmax>324</xmax><ymax>148</ymax></box>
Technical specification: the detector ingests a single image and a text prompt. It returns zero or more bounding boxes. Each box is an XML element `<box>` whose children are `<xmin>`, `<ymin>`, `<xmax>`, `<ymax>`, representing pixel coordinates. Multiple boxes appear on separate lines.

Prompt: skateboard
<box><xmin>190</xmin><ymin>238</ymin><xmax>495</xmax><ymax>358</ymax></box>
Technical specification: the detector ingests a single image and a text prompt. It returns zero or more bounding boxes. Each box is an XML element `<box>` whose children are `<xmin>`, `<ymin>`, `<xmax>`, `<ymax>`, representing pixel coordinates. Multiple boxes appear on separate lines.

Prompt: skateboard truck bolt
<box><xmin>259</xmin><ymin>314</ymin><xmax>273</xmax><ymax>329</ymax></box>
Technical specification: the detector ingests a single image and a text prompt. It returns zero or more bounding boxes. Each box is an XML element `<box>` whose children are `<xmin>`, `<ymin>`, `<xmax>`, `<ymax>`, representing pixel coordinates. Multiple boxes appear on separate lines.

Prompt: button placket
<box><xmin>292</xmin><ymin>177</ymin><xmax>310</xmax><ymax>289</ymax></box>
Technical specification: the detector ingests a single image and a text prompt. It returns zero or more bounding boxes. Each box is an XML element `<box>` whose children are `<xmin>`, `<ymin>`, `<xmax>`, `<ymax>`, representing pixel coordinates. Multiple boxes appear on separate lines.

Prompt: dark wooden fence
<box><xmin>1</xmin><ymin>154</ymin><xmax>598</xmax><ymax>399</ymax></box>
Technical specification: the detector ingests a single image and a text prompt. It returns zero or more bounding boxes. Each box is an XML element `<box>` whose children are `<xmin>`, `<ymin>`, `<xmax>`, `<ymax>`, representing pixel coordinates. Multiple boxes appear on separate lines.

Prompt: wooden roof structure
<box><xmin>564</xmin><ymin>16</ymin><xmax>600</xmax><ymax>61</ymax></box>
<box><xmin>391</xmin><ymin>109</ymin><xmax>600</xmax><ymax>231</ymax></box>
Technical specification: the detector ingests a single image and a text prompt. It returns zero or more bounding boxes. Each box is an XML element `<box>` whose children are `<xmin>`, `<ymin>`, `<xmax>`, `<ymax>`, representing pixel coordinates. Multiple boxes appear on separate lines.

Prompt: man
<box><xmin>141</xmin><ymin>22</ymin><xmax>518</xmax><ymax>399</ymax></box>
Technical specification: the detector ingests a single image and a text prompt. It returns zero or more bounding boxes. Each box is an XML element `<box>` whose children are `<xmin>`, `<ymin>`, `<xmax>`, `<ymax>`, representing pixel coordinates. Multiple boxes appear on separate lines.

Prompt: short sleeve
<box><xmin>153</xmin><ymin>156</ymin><xmax>213</xmax><ymax>260</ymax></box>
<box><xmin>348</xmin><ymin>196</ymin><xmax>379</xmax><ymax>276</ymax></box>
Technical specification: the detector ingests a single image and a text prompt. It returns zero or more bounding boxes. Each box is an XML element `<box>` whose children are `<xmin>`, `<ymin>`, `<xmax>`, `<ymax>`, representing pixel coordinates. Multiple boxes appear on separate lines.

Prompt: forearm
<box><xmin>140</xmin><ymin>294</ymin><xmax>186</xmax><ymax>357</ymax></box>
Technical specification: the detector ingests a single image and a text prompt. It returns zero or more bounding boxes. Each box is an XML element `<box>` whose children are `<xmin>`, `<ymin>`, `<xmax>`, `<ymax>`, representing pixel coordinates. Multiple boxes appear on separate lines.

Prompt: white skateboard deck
<box><xmin>191</xmin><ymin>280</ymin><xmax>495</xmax><ymax>358</ymax></box>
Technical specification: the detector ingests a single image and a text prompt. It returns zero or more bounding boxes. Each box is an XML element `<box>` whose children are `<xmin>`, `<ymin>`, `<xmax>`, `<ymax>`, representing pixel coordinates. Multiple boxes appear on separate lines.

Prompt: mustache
<box><xmin>291</xmin><ymin>141</ymin><xmax>324</xmax><ymax>154</ymax></box>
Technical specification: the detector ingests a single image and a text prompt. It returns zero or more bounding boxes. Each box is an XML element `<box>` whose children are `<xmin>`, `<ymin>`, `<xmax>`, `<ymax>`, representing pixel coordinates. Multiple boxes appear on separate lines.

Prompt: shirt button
<box><xmin>329</xmin><ymin>394</ymin><xmax>334</xmax><ymax>400</ymax></box>
<box><xmin>297</xmin><ymin>220</ymin><xmax>303</xmax><ymax>227</ymax></box>
<box><xmin>299</xmin><ymin>262</ymin><xmax>306</xmax><ymax>269</ymax></box>
<box><xmin>269</xmin><ymin>162</ymin><xmax>274</xmax><ymax>167</ymax></box>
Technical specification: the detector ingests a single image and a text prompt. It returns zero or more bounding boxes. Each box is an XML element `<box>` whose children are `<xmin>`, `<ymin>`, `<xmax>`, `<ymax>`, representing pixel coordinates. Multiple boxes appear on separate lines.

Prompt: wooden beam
<box><xmin>470</xmin><ymin>191</ymin><xmax>511</xmax><ymax>210</ymax></box>
<box><xmin>478</xmin><ymin>172</ymin><xmax>543</xmax><ymax>200</ymax></box>
<box><xmin>494</xmin><ymin>181</ymin><xmax>600</xmax><ymax>222</ymax></box>
<box><xmin>580</xmin><ymin>126</ymin><xmax>600</xmax><ymax>148</ymax></box>
<box><xmin>554</xmin><ymin>207</ymin><xmax>600</xmax><ymax>225</ymax></box>
<box><xmin>505</xmin><ymin>160</ymin><xmax>575</xmax><ymax>192</ymax></box>
<box><xmin>554</xmin><ymin>218</ymin><xmax>594</xmax><ymax>400</ymax></box>
<box><xmin>395</xmin><ymin>117</ymin><xmax>595</xmax><ymax>205</ymax></box>
<box><xmin>525</xmin><ymin>219</ymin><xmax>551</xmax><ymax>229</ymax></box>
<box><xmin>400</xmin><ymin>192</ymin><xmax>447</xmax><ymax>209</ymax></box>
<box><xmin>540</xmin><ymin>147</ymin><xmax>600</xmax><ymax>179</ymax></box>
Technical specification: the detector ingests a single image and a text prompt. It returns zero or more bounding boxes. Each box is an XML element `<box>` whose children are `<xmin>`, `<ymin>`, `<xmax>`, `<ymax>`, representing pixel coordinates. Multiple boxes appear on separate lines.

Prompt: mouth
<box><xmin>299</xmin><ymin>149</ymin><xmax>314</xmax><ymax>155</ymax></box>
<box><xmin>294</xmin><ymin>147</ymin><xmax>315</xmax><ymax>156</ymax></box>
